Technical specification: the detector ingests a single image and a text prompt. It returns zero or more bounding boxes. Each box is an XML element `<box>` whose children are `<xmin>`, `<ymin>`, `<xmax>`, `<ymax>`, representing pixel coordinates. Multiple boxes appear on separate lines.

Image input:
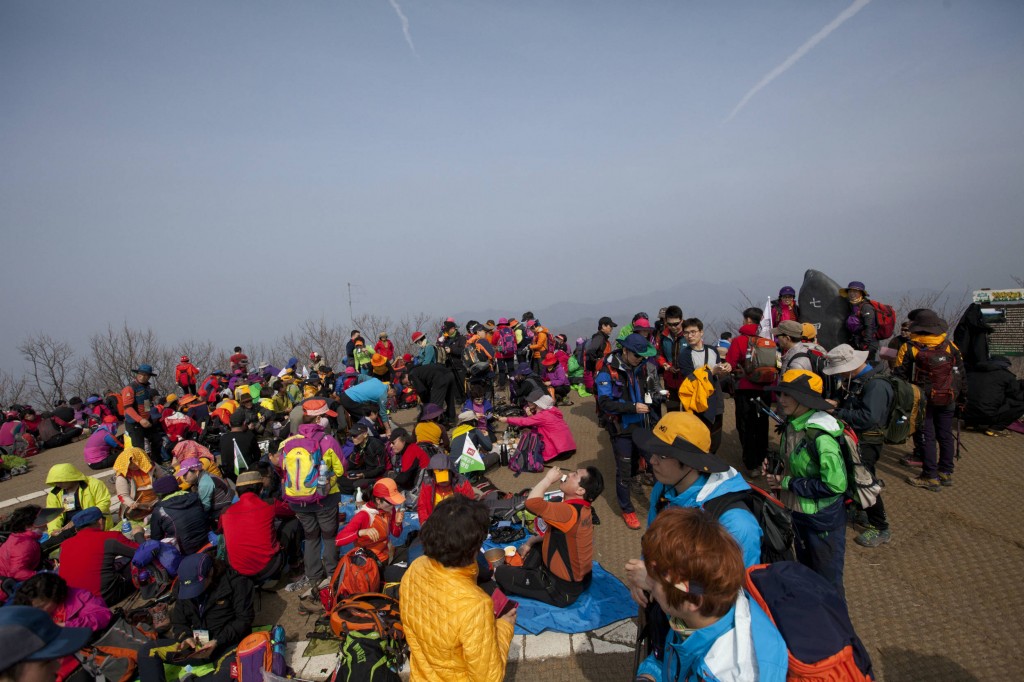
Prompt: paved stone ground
<box><xmin>4</xmin><ymin>397</ymin><xmax>1023</xmax><ymax>681</ymax></box>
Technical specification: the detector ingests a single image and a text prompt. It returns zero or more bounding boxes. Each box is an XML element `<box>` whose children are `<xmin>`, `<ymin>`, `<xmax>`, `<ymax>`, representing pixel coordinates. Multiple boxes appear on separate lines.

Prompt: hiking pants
<box><xmin>295</xmin><ymin>493</ymin><xmax>340</xmax><ymax>584</ymax></box>
<box><xmin>734</xmin><ymin>389</ymin><xmax>769</xmax><ymax>471</ymax></box>
<box><xmin>552</xmin><ymin>385</ymin><xmax>571</xmax><ymax>402</ymax></box>
<box><xmin>125</xmin><ymin>421</ymin><xmax>160</xmax><ymax>456</ymax></box>
<box><xmin>610</xmin><ymin>431</ymin><xmax>647</xmax><ymax>514</ymax></box>
<box><xmin>858</xmin><ymin>442</ymin><xmax>888</xmax><ymax>531</ymax></box>
<box><xmin>494</xmin><ymin>547</ymin><xmax>588</xmax><ymax>608</ymax></box>
<box><xmin>792</xmin><ymin>510</ymin><xmax>846</xmax><ymax>601</ymax></box>
<box><xmin>87</xmin><ymin>451</ymin><xmax>121</xmax><ymax>470</ymax></box>
<box><xmin>920</xmin><ymin>404</ymin><xmax>956</xmax><ymax>479</ymax></box>
<box><xmin>496</xmin><ymin>358</ymin><xmax>514</xmax><ymax>388</ymax></box>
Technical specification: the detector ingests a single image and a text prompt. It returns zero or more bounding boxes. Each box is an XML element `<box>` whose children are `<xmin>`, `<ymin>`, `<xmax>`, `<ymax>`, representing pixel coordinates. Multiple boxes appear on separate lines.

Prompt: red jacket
<box><xmin>417</xmin><ymin>478</ymin><xmax>475</xmax><ymax>525</ymax></box>
<box><xmin>221</xmin><ymin>492</ymin><xmax>280</xmax><ymax>577</ymax></box>
<box><xmin>724</xmin><ymin>323</ymin><xmax>766</xmax><ymax>391</ymax></box>
<box><xmin>175</xmin><ymin>362</ymin><xmax>200</xmax><ymax>386</ymax></box>
<box><xmin>58</xmin><ymin>527</ymin><xmax>137</xmax><ymax>598</ymax></box>
<box><xmin>374</xmin><ymin>340</ymin><xmax>396</xmax><ymax>361</ymax></box>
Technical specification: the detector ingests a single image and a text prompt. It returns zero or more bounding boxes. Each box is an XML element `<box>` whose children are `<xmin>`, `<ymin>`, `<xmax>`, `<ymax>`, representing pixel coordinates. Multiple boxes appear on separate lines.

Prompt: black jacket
<box><xmin>408</xmin><ymin>364</ymin><xmax>453</xmax><ymax>394</ymax></box>
<box><xmin>150</xmin><ymin>492</ymin><xmax>210</xmax><ymax>554</ymax></box>
<box><xmin>954</xmin><ymin>303</ymin><xmax>993</xmax><ymax>370</ymax></box>
<box><xmin>348</xmin><ymin>436</ymin><xmax>386</xmax><ymax>480</ymax></box>
<box><xmin>966</xmin><ymin>357</ymin><xmax>1024</xmax><ymax>418</ymax></box>
<box><xmin>171</xmin><ymin>567</ymin><xmax>254</xmax><ymax>650</ymax></box>
<box><xmin>833</xmin><ymin>364</ymin><xmax>894</xmax><ymax>442</ymax></box>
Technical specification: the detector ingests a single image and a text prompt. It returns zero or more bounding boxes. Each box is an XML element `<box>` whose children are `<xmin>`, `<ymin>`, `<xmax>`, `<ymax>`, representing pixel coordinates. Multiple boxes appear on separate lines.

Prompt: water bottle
<box><xmin>317</xmin><ymin>461</ymin><xmax>328</xmax><ymax>487</ymax></box>
<box><xmin>271</xmin><ymin>625</ymin><xmax>286</xmax><ymax>656</ymax></box>
<box><xmin>121</xmin><ymin>518</ymin><xmax>132</xmax><ymax>536</ymax></box>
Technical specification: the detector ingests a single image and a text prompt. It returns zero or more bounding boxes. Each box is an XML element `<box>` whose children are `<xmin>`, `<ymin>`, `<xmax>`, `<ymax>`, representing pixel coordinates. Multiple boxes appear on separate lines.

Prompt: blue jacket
<box><xmin>344</xmin><ymin>378</ymin><xmax>390</xmax><ymax>420</ymax></box>
<box><xmin>637</xmin><ymin>590</ymin><xmax>787</xmax><ymax>682</ymax></box>
<box><xmin>416</xmin><ymin>344</ymin><xmax>437</xmax><ymax>366</ymax></box>
<box><xmin>595</xmin><ymin>352</ymin><xmax>660</xmax><ymax>432</ymax></box>
<box><xmin>648</xmin><ymin>469</ymin><xmax>763</xmax><ymax>568</ymax></box>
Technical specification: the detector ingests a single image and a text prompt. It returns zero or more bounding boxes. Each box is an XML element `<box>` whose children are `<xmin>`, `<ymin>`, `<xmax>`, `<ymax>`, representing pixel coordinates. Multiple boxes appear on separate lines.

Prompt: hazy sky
<box><xmin>2</xmin><ymin>1</ymin><xmax>1023</xmax><ymax>371</ymax></box>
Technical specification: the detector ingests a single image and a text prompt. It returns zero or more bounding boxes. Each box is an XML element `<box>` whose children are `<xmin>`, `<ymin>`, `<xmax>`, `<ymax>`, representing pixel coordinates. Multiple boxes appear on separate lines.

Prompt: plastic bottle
<box><xmin>271</xmin><ymin>625</ymin><xmax>286</xmax><ymax>656</ymax></box>
<box><xmin>121</xmin><ymin>518</ymin><xmax>132</xmax><ymax>536</ymax></box>
<box><xmin>317</xmin><ymin>461</ymin><xmax>328</xmax><ymax>487</ymax></box>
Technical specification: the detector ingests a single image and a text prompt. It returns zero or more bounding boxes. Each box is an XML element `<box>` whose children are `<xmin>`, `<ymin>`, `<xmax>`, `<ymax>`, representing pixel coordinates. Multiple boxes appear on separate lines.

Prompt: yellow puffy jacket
<box><xmin>401</xmin><ymin>556</ymin><xmax>514</xmax><ymax>682</ymax></box>
<box><xmin>44</xmin><ymin>463</ymin><xmax>114</xmax><ymax>533</ymax></box>
<box><xmin>677</xmin><ymin>366</ymin><xmax>715</xmax><ymax>414</ymax></box>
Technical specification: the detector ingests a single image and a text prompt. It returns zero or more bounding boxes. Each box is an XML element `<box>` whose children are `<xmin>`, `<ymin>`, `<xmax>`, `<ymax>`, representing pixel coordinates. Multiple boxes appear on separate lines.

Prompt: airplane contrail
<box><xmin>387</xmin><ymin>0</ymin><xmax>419</xmax><ymax>59</ymax></box>
<box><xmin>724</xmin><ymin>0</ymin><xmax>872</xmax><ymax>123</ymax></box>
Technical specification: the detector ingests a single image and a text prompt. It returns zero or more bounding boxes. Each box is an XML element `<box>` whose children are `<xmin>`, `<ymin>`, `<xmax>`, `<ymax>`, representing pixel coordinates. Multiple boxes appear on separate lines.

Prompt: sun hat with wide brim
<box><xmin>0</xmin><ymin>606</ymin><xmax>94</xmax><ymax>671</ymax></box>
<box><xmin>632</xmin><ymin>412</ymin><xmax>727</xmax><ymax>474</ymax></box>
<box><xmin>419</xmin><ymin>403</ymin><xmax>444</xmax><ymax>421</ymax></box>
<box><xmin>908</xmin><ymin>309</ymin><xmax>947</xmax><ymax>336</ymax></box>
<box><xmin>302</xmin><ymin>398</ymin><xmax>337</xmax><ymax>418</ymax></box>
<box><xmin>371</xmin><ymin>354</ymin><xmax>388</xmax><ymax>368</ymax></box>
<box><xmin>768</xmin><ymin>369</ymin><xmax>833</xmax><ymax>411</ymax></box>
<box><xmin>131</xmin><ymin>363</ymin><xmax>157</xmax><ymax>376</ymax></box>
<box><xmin>823</xmin><ymin>344</ymin><xmax>870</xmax><ymax>376</ymax></box>
<box><xmin>457</xmin><ymin>410</ymin><xmax>478</xmax><ymax>424</ymax></box>
<box><xmin>839</xmin><ymin>281</ymin><xmax>868</xmax><ymax>298</ymax></box>
<box><xmin>618</xmin><ymin>333</ymin><xmax>658</xmax><ymax>358</ymax></box>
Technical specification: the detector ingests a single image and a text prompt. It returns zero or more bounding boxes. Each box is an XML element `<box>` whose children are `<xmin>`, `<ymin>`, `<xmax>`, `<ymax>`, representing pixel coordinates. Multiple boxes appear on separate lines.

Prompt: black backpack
<box><xmin>701</xmin><ymin>486</ymin><xmax>795</xmax><ymax>564</ymax></box>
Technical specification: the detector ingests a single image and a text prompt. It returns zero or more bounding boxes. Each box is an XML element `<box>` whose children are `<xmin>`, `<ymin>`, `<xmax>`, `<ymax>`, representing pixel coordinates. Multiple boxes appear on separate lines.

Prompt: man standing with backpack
<box><xmin>823</xmin><ymin>344</ymin><xmax>894</xmax><ymax>548</ymax></box>
<box><xmin>894</xmin><ymin>310</ymin><xmax>965</xmax><ymax>492</ymax></box>
<box><xmin>724</xmin><ymin>308</ymin><xmax>774</xmax><ymax>477</ymax></box>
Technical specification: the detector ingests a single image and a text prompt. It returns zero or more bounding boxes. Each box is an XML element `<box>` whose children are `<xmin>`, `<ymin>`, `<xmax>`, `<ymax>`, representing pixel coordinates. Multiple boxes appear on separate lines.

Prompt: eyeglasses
<box><xmin>682</xmin><ymin>329</ymin><xmax>701</xmax><ymax>336</ymax></box>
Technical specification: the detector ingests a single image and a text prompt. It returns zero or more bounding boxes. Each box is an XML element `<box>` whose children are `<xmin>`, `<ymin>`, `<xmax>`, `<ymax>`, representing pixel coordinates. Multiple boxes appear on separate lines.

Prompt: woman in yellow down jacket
<box><xmin>401</xmin><ymin>495</ymin><xmax>517</xmax><ymax>681</ymax></box>
<box><xmin>43</xmin><ymin>463</ymin><xmax>113</xmax><ymax>534</ymax></box>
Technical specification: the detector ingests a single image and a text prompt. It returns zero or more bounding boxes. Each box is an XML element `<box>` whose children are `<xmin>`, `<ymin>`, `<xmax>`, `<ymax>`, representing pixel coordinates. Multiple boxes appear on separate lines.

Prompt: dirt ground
<box><xmin>5</xmin><ymin>396</ymin><xmax>1022</xmax><ymax>681</ymax></box>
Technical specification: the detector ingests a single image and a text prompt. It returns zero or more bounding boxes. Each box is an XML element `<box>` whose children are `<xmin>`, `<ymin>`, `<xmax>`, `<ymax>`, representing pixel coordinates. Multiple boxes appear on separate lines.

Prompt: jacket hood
<box><xmin>46</xmin><ymin>463</ymin><xmax>88</xmax><ymax>485</ymax></box>
<box><xmin>792</xmin><ymin>410</ymin><xmax>843</xmax><ymax>437</ymax></box>
<box><xmin>298</xmin><ymin>422</ymin><xmax>326</xmax><ymax>439</ymax></box>
<box><xmin>738</xmin><ymin>323</ymin><xmax>761</xmax><ymax>336</ymax></box>
<box><xmin>975</xmin><ymin>356</ymin><xmax>1011</xmax><ymax>372</ymax></box>
<box><xmin>159</xmin><ymin>491</ymin><xmax>201</xmax><ymax>509</ymax></box>
<box><xmin>909</xmin><ymin>332</ymin><xmax>947</xmax><ymax>348</ymax></box>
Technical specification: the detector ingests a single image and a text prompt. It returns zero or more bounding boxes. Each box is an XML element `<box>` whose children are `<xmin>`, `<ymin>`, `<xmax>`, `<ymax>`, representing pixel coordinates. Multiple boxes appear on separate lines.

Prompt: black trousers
<box><xmin>734</xmin><ymin>390</ymin><xmax>769</xmax><ymax>471</ymax></box>
<box><xmin>494</xmin><ymin>547</ymin><xmax>589</xmax><ymax>608</ymax></box>
<box><xmin>858</xmin><ymin>441</ymin><xmax>888</xmax><ymax>531</ymax></box>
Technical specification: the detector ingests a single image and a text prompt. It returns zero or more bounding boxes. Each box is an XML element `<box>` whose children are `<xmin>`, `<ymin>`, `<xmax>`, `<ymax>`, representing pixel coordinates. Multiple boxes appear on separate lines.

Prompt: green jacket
<box><xmin>44</xmin><ymin>463</ymin><xmax>114</xmax><ymax>533</ymax></box>
<box><xmin>778</xmin><ymin>410</ymin><xmax>847</xmax><ymax>515</ymax></box>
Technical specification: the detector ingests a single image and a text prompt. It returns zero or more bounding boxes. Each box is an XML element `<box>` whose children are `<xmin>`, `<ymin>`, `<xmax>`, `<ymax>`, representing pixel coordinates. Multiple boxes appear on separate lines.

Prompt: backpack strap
<box><xmin>701</xmin><ymin>489</ymin><xmax>756</xmax><ymax>522</ymax></box>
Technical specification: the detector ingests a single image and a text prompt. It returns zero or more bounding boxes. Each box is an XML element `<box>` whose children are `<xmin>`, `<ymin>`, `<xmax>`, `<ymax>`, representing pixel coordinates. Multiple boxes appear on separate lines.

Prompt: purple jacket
<box><xmin>542</xmin><ymin>365</ymin><xmax>569</xmax><ymax>387</ymax></box>
<box><xmin>83</xmin><ymin>426</ymin><xmax>120</xmax><ymax>465</ymax></box>
<box><xmin>507</xmin><ymin>408</ymin><xmax>577</xmax><ymax>461</ymax></box>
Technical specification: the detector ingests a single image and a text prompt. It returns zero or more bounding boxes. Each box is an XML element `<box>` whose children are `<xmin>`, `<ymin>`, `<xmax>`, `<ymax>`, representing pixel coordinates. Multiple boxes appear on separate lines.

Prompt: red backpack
<box><xmin>867</xmin><ymin>300</ymin><xmax>897</xmax><ymax>339</ymax></box>
<box><xmin>911</xmin><ymin>340</ymin><xmax>961</xmax><ymax>406</ymax></box>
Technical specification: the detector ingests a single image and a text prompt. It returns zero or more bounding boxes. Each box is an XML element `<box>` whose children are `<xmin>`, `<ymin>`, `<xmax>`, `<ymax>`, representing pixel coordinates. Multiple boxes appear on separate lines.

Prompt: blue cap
<box><xmin>0</xmin><ymin>606</ymin><xmax>93</xmax><ymax>671</ymax></box>
<box><xmin>177</xmin><ymin>553</ymin><xmax>213</xmax><ymax>600</ymax></box>
<box><xmin>132</xmin><ymin>363</ymin><xmax>157</xmax><ymax>375</ymax></box>
<box><xmin>618</xmin><ymin>333</ymin><xmax>657</xmax><ymax>358</ymax></box>
<box><xmin>71</xmin><ymin>506</ymin><xmax>104</xmax><ymax>528</ymax></box>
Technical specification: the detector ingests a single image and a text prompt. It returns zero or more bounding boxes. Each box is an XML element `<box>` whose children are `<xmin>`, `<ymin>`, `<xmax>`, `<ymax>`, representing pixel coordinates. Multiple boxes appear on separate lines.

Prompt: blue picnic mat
<box><xmin>509</xmin><ymin>561</ymin><xmax>635</xmax><ymax>636</ymax></box>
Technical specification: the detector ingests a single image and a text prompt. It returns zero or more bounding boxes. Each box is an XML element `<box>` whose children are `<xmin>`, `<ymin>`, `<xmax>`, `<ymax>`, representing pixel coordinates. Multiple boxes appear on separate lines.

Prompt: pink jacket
<box><xmin>61</xmin><ymin>586</ymin><xmax>112</xmax><ymax>632</ymax></box>
<box><xmin>0</xmin><ymin>530</ymin><xmax>42</xmax><ymax>582</ymax></box>
<box><xmin>507</xmin><ymin>408</ymin><xmax>577</xmax><ymax>461</ymax></box>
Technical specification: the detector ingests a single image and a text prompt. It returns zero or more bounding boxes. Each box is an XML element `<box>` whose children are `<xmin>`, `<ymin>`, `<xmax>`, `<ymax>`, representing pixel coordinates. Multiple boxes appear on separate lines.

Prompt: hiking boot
<box><xmin>622</xmin><ymin>511</ymin><xmax>641</xmax><ymax>530</ymax></box>
<box><xmin>906</xmin><ymin>475</ymin><xmax>941</xmax><ymax>492</ymax></box>
<box><xmin>854</xmin><ymin>526</ymin><xmax>892</xmax><ymax>548</ymax></box>
<box><xmin>284</xmin><ymin>575</ymin><xmax>312</xmax><ymax>593</ymax></box>
<box><xmin>899</xmin><ymin>455</ymin><xmax>923</xmax><ymax>468</ymax></box>
<box><xmin>297</xmin><ymin>599</ymin><xmax>322</xmax><ymax>616</ymax></box>
<box><xmin>938</xmin><ymin>472</ymin><xmax>954</xmax><ymax>487</ymax></box>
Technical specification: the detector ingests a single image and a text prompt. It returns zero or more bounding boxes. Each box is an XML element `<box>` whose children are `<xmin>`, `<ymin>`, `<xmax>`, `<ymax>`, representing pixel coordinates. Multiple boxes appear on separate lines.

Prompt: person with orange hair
<box><xmin>634</xmin><ymin>507</ymin><xmax>787</xmax><ymax>682</ymax></box>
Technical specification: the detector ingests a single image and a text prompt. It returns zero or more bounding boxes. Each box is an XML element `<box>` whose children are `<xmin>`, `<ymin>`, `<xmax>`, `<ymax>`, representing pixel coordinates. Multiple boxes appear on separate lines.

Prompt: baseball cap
<box><xmin>0</xmin><ymin>606</ymin><xmax>93</xmax><ymax>671</ymax></box>
<box><xmin>302</xmin><ymin>398</ymin><xmax>337</xmax><ymax>418</ymax></box>
<box><xmin>71</xmin><ymin>507</ymin><xmax>104</xmax><ymax>528</ymax></box>
<box><xmin>599</xmin><ymin>316</ymin><xmax>617</xmax><ymax>327</ymax></box>
<box><xmin>372</xmin><ymin>478</ymin><xmax>406</xmax><ymax>506</ymax></box>
<box><xmin>177</xmin><ymin>553</ymin><xmax>214</xmax><ymax>600</ymax></box>
<box><xmin>772</xmin><ymin>320</ymin><xmax>804</xmax><ymax>339</ymax></box>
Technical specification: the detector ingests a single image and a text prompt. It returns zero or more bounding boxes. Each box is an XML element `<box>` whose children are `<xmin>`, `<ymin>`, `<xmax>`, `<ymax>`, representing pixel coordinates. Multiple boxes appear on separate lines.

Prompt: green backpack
<box><xmin>881</xmin><ymin>376</ymin><xmax>925</xmax><ymax>445</ymax></box>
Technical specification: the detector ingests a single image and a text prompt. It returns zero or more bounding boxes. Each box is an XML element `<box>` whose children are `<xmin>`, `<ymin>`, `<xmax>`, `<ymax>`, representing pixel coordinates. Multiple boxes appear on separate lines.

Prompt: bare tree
<box><xmin>392</xmin><ymin>313</ymin><xmax>445</xmax><ymax>357</ymax></box>
<box><xmin>86</xmin><ymin>323</ymin><xmax>170</xmax><ymax>394</ymax></box>
<box><xmin>351</xmin><ymin>313</ymin><xmax>391</xmax><ymax>347</ymax></box>
<box><xmin>18</xmin><ymin>333</ymin><xmax>75</xmax><ymax>405</ymax></box>
<box><xmin>0</xmin><ymin>368</ymin><xmax>28</xmax><ymax>406</ymax></box>
<box><xmin>893</xmin><ymin>285</ymin><xmax>970</xmax><ymax>328</ymax></box>
<box><xmin>172</xmin><ymin>339</ymin><xmax>221</xmax><ymax>377</ymax></box>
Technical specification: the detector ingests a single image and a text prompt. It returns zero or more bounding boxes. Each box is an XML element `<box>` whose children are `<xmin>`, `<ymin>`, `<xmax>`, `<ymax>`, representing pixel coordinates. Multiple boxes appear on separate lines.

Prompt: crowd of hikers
<box><xmin>0</xmin><ymin>286</ymin><xmax>1021</xmax><ymax>681</ymax></box>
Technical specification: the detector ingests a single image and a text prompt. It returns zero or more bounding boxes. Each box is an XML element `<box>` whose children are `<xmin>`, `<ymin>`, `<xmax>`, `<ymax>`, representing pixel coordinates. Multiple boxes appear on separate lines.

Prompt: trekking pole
<box><xmin>955</xmin><ymin>405</ymin><xmax>963</xmax><ymax>460</ymax></box>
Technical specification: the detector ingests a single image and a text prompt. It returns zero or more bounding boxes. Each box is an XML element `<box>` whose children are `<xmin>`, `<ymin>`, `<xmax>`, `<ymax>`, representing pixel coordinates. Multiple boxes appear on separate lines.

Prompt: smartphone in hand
<box><xmin>491</xmin><ymin>587</ymin><xmax>518</xmax><ymax>618</ymax></box>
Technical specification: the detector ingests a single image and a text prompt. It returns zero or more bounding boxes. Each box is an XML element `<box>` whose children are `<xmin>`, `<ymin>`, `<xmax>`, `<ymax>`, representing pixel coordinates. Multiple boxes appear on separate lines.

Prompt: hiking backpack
<box><xmin>701</xmin><ymin>485</ymin><xmax>795</xmax><ymax>564</ymax></box>
<box><xmin>745</xmin><ymin>561</ymin><xmax>875</xmax><ymax>681</ymax></box>
<box><xmin>868</xmin><ymin>300</ymin><xmax>897</xmax><ymax>340</ymax></box>
<box><xmin>496</xmin><ymin>326</ymin><xmax>517</xmax><ymax>358</ymax></box>
<box><xmin>433</xmin><ymin>343</ymin><xmax>449</xmax><ymax>366</ymax></box>
<box><xmin>236</xmin><ymin>626</ymin><xmax>289</xmax><ymax>682</ymax></box>
<box><xmin>805</xmin><ymin>421</ymin><xmax>884</xmax><ymax>510</ymax></box>
<box><xmin>880</xmin><ymin>375</ymin><xmax>925</xmax><ymax>444</ymax></box>
<box><xmin>910</xmin><ymin>340</ymin><xmax>961</xmax><ymax>407</ymax></box>
<box><xmin>509</xmin><ymin>428</ymin><xmax>545</xmax><ymax>475</ymax></box>
<box><xmin>743</xmin><ymin>335</ymin><xmax>780</xmax><ymax>384</ymax></box>
<box><xmin>281</xmin><ymin>434</ymin><xmax>329</xmax><ymax>504</ymax></box>
<box><xmin>788</xmin><ymin>348</ymin><xmax>827</xmax><ymax>378</ymax></box>
<box><xmin>327</xmin><ymin>593</ymin><xmax>406</xmax><ymax>682</ymax></box>
<box><xmin>322</xmin><ymin>547</ymin><xmax>383</xmax><ymax>614</ymax></box>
